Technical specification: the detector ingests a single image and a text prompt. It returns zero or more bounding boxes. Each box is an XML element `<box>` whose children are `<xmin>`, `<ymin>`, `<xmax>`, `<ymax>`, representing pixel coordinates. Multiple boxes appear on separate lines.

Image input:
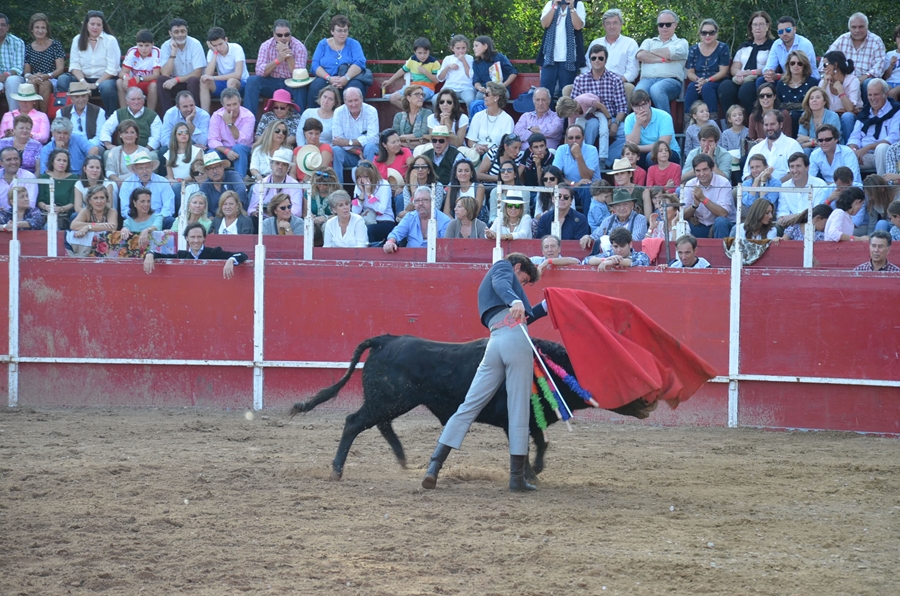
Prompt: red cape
<box><xmin>544</xmin><ymin>287</ymin><xmax>717</xmax><ymax>409</ymax></box>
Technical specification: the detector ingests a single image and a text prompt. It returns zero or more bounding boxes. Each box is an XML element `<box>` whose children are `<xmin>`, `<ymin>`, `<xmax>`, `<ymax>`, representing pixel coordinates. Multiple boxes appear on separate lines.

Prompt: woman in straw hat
<box><xmin>0</xmin><ymin>84</ymin><xmax>50</xmax><ymax>143</ymax></box>
<box><xmin>486</xmin><ymin>192</ymin><xmax>533</xmax><ymax>240</ymax></box>
<box><xmin>292</xmin><ymin>118</ymin><xmax>333</xmax><ymax>181</ymax></box>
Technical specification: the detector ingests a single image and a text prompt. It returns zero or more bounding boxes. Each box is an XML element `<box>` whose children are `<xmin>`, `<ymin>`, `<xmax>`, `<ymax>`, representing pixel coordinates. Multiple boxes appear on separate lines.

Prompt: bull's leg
<box><xmin>530</xmin><ymin>429</ymin><xmax>549</xmax><ymax>479</ymax></box>
<box><xmin>331</xmin><ymin>410</ymin><xmax>375</xmax><ymax>480</ymax></box>
<box><xmin>377</xmin><ymin>421</ymin><xmax>407</xmax><ymax>468</ymax></box>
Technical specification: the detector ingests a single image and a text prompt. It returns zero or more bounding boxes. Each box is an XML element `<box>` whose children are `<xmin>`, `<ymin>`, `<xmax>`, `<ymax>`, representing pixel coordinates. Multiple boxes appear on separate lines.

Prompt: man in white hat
<box><xmin>118</xmin><ymin>150</ymin><xmax>175</xmax><ymax>225</ymax></box>
<box><xmin>0</xmin><ymin>14</ymin><xmax>26</xmax><ymax>111</ymax></box>
<box><xmin>199</xmin><ymin>150</ymin><xmax>247</xmax><ymax>216</ymax></box>
<box><xmin>249</xmin><ymin>147</ymin><xmax>303</xmax><ymax>219</ymax></box>
<box><xmin>244</xmin><ymin>19</ymin><xmax>309</xmax><ymax>116</ymax></box>
<box><xmin>420</xmin><ymin>125</ymin><xmax>461</xmax><ymax>185</ymax></box>
<box><xmin>59</xmin><ymin>81</ymin><xmax>107</xmax><ymax>148</ymax></box>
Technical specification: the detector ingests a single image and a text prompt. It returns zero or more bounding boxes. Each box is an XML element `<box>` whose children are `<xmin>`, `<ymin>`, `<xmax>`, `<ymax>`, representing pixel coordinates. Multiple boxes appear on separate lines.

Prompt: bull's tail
<box><xmin>289</xmin><ymin>337</ymin><xmax>376</xmax><ymax>419</ymax></box>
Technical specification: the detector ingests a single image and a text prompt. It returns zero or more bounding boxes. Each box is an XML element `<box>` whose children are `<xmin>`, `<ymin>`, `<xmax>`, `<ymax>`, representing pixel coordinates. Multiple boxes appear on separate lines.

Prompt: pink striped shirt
<box><xmin>254</xmin><ymin>37</ymin><xmax>308</xmax><ymax>79</ymax></box>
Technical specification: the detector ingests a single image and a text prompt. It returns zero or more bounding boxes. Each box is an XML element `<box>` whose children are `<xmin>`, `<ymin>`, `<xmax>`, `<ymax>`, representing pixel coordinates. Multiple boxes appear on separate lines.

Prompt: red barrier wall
<box><xmin>1</xmin><ymin>257</ymin><xmax>896</xmax><ymax>433</ymax></box>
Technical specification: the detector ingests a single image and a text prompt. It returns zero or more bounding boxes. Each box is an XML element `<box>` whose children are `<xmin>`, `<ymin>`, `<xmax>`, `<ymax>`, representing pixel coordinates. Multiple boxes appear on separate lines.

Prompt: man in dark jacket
<box><xmin>422</xmin><ymin>253</ymin><xmax>547</xmax><ymax>492</ymax></box>
<box><xmin>142</xmin><ymin>223</ymin><xmax>248</xmax><ymax>279</ymax></box>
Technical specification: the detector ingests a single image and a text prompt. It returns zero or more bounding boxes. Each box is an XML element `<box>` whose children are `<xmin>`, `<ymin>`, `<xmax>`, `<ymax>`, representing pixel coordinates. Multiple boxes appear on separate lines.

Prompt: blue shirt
<box><xmin>311</xmin><ymin>37</ymin><xmax>366</xmax><ymax>75</ymax></box>
<box><xmin>592</xmin><ymin>210</ymin><xmax>649</xmax><ymax>241</ymax></box>
<box><xmin>473</xmin><ymin>53</ymin><xmax>517</xmax><ymax>87</ymax></box>
<box><xmin>809</xmin><ymin>145</ymin><xmax>862</xmax><ymax>185</ymax></box>
<box><xmin>741</xmin><ymin>176</ymin><xmax>782</xmax><ymax>209</ymax></box>
<box><xmin>685</xmin><ymin>42</ymin><xmax>730</xmax><ymax>79</ymax></box>
<box><xmin>764</xmin><ymin>34</ymin><xmax>816</xmax><ymax>73</ymax></box>
<box><xmin>796</xmin><ymin>109</ymin><xmax>841</xmax><ymax>142</ymax></box>
<box><xmin>387</xmin><ymin>210</ymin><xmax>451</xmax><ymax>247</ymax></box>
<box><xmin>40</xmin><ymin>135</ymin><xmax>93</xmax><ymax>175</ymax></box>
<box><xmin>588</xmin><ymin>200</ymin><xmax>610</xmax><ymax>231</ymax></box>
<box><xmin>160</xmin><ymin>106</ymin><xmax>211</xmax><ymax>149</ymax></box>
<box><xmin>201</xmin><ymin>170</ymin><xmax>249</xmax><ymax>215</ymax></box>
<box><xmin>119</xmin><ymin>174</ymin><xmax>175</xmax><ymax>217</ymax></box>
<box><xmin>552</xmin><ymin>143</ymin><xmax>601</xmax><ymax>184</ymax></box>
<box><xmin>624</xmin><ymin>108</ymin><xmax>680</xmax><ymax>156</ymax></box>
<box><xmin>535</xmin><ymin>208</ymin><xmax>590</xmax><ymax>240</ymax></box>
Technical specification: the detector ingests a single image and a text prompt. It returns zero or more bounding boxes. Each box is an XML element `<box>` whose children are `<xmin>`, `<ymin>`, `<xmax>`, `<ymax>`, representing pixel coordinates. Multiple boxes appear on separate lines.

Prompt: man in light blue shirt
<box><xmin>808</xmin><ymin>124</ymin><xmax>861</xmax><ymax>185</ymax></box>
<box><xmin>763</xmin><ymin>17</ymin><xmax>816</xmax><ymax>85</ymax></box>
<box><xmin>552</xmin><ymin>124</ymin><xmax>601</xmax><ymax>213</ymax></box>
<box><xmin>160</xmin><ymin>90</ymin><xmax>210</xmax><ymax>149</ymax></box>
<box><xmin>39</xmin><ymin>118</ymin><xmax>98</xmax><ymax>174</ymax></box>
<box><xmin>623</xmin><ymin>89</ymin><xmax>680</xmax><ymax>169</ymax></box>
<box><xmin>384</xmin><ymin>187</ymin><xmax>451</xmax><ymax>250</ymax></box>
<box><xmin>118</xmin><ymin>151</ymin><xmax>176</xmax><ymax>223</ymax></box>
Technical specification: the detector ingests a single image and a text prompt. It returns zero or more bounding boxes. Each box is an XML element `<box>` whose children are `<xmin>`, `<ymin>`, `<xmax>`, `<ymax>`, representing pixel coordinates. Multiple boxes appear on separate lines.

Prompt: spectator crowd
<box><xmin>0</xmin><ymin>8</ymin><xmax>898</xmax><ymax>270</ymax></box>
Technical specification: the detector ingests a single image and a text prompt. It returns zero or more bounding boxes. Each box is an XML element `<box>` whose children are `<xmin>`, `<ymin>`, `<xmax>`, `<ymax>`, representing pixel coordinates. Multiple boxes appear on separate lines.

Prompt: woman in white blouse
<box><xmin>324</xmin><ymin>190</ymin><xmax>368</xmax><ymax>247</ymax></box>
<box><xmin>352</xmin><ymin>161</ymin><xmax>395</xmax><ymax>242</ymax></box>
<box><xmin>486</xmin><ymin>193</ymin><xmax>533</xmax><ymax>240</ymax></box>
<box><xmin>299</xmin><ymin>85</ymin><xmax>340</xmax><ymax>144</ymax></box>
<box><xmin>58</xmin><ymin>11</ymin><xmax>121</xmax><ymax>113</ymax></box>
<box><xmin>466</xmin><ymin>82</ymin><xmax>514</xmax><ymax>159</ymax></box>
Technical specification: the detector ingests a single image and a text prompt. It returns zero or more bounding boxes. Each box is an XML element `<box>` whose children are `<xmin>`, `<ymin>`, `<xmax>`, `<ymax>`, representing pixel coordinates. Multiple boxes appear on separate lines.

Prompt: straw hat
<box><xmin>269</xmin><ymin>147</ymin><xmax>294</xmax><ymax>165</ymax></box>
<box><xmin>202</xmin><ymin>150</ymin><xmax>230</xmax><ymax>168</ymax></box>
<box><xmin>430</xmin><ymin>125</ymin><xmax>450</xmax><ymax>137</ymax></box>
<box><xmin>284</xmin><ymin>68</ymin><xmax>313</xmax><ymax>88</ymax></box>
<box><xmin>609</xmin><ymin>188</ymin><xmax>637</xmax><ymax>205</ymax></box>
<box><xmin>12</xmin><ymin>83</ymin><xmax>42</xmax><ymax>102</ymax></box>
<box><xmin>264</xmin><ymin>88</ymin><xmax>301</xmax><ymax>112</ymax></box>
<box><xmin>607</xmin><ymin>158</ymin><xmax>635</xmax><ymax>174</ymax></box>
<box><xmin>66</xmin><ymin>81</ymin><xmax>92</xmax><ymax>96</ymax></box>
<box><xmin>126</xmin><ymin>150</ymin><xmax>160</xmax><ymax>172</ymax></box>
<box><xmin>385</xmin><ymin>168</ymin><xmax>405</xmax><ymax>186</ymax></box>
<box><xmin>295</xmin><ymin>145</ymin><xmax>323</xmax><ymax>176</ymax></box>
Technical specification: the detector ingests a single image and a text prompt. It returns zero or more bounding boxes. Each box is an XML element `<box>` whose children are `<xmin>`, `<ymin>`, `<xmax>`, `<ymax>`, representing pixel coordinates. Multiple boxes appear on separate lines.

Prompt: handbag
<box><xmin>338</xmin><ymin>64</ymin><xmax>374</xmax><ymax>88</ymax></box>
<box><xmin>48</xmin><ymin>92</ymin><xmax>71</xmax><ymax>119</ymax></box>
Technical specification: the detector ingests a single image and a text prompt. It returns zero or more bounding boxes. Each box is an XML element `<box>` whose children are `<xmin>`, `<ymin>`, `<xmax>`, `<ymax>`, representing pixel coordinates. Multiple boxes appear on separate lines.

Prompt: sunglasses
<box><xmin>274</xmin><ymin>129</ymin><xmax>287</xmax><ymax>134</ymax></box>
<box><xmin>657</xmin><ymin>22</ymin><xmax>674</xmax><ymax>28</ymax></box>
<box><xmin>272</xmin><ymin>105</ymin><xmax>289</xmax><ymax>110</ymax></box>
<box><xmin>816</xmin><ymin>136</ymin><xmax>835</xmax><ymax>143</ymax></box>
<box><xmin>542</xmin><ymin>176</ymin><xmax>557</xmax><ymax>182</ymax></box>
<box><xmin>700</xmin><ymin>30</ymin><xmax>717</xmax><ymax>36</ymax></box>
<box><xmin>590</xmin><ymin>55</ymin><xmax>606</xmax><ymax>62</ymax></box>
<box><xmin>499</xmin><ymin>167</ymin><xmax>515</xmax><ymax>173</ymax></box>
<box><xmin>505</xmin><ymin>134</ymin><xmax>520</xmax><ymax>143</ymax></box>
<box><xmin>278</xmin><ymin>204</ymin><xmax>292</xmax><ymax>211</ymax></box>
<box><xmin>788</xmin><ymin>61</ymin><xmax>801</xmax><ymax>66</ymax></box>
<box><xmin>412</xmin><ymin>164</ymin><xmax>430</xmax><ymax>170</ymax></box>
<box><xmin>777</xmin><ymin>27</ymin><xmax>793</xmax><ymax>35</ymax></box>
<box><xmin>438</xmin><ymin>99</ymin><xmax>454</xmax><ymax>105</ymax></box>
<box><xmin>758</xmin><ymin>93</ymin><xmax>774</xmax><ymax>99</ymax></box>
<box><xmin>432</xmin><ymin>138</ymin><xmax>447</xmax><ymax>144</ymax></box>
<box><xmin>314</xmin><ymin>171</ymin><xmax>330</xmax><ymax>178</ymax></box>
<box><xmin>506</xmin><ymin>204</ymin><xmax>522</xmax><ymax>208</ymax></box>
<box><xmin>275</xmin><ymin>32</ymin><xmax>291</xmax><ymax>38</ymax></box>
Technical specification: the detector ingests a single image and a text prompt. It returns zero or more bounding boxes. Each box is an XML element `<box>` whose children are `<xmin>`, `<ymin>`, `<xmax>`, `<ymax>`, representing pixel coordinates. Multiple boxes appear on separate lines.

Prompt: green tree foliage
<box><xmin>3</xmin><ymin>0</ymin><xmax>897</xmax><ymax>73</ymax></box>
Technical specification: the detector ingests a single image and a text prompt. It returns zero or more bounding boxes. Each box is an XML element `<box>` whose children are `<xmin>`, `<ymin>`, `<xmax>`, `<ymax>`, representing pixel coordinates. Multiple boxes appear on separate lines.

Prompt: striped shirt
<box><xmin>254</xmin><ymin>37</ymin><xmax>307</xmax><ymax>79</ymax></box>
<box><xmin>0</xmin><ymin>33</ymin><xmax>25</xmax><ymax>75</ymax></box>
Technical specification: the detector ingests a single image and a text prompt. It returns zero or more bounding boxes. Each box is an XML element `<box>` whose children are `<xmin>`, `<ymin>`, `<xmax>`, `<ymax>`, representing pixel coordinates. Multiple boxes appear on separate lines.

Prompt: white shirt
<box><xmin>466</xmin><ymin>110</ymin><xmax>514</xmax><ymax>149</ymax></box>
<box><xmin>299</xmin><ymin>108</ymin><xmax>334</xmax><ymax>143</ymax></box>
<box><xmin>67</xmin><ymin>104</ymin><xmax>107</xmax><ymax>146</ymax></box>
<box><xmin>742</xmin><ymin>133</ymin><xmax>803</xmax><ymax>181</ymax></box>
<box><xmin>584</xmin><ymin>34</ymin><xmax>639</xmax><ymax>82</ymax></box>
<box><xmin>206</xmin><ymin>43</ymin><xmax>248</xmax><ymax>81</ymax></box>
<box><xmin>333</xmin><ymin>104</ymin><xmax>379</xmax><ymax>147</ymax></box>
<box><xmin>122</xmin><ymin>46</ymin><xmax>161</xmax><ymax>77</ymax></box>
<box><xmin>437</xmin><ymin>54</ymin><xmax>475</xmax><ymax>92</ymax></box>
<box><xmin>69</xmin><ymin>32</ymin><xmax>121</xmax><ymax>79</ymax></box>
<box><xmin>735</xmin><ymin>222</ymin><xmax>777</xmax><ymax>240</ymax></box>
<box><xmin>426</xmin><ymin>112</ymin><xmax>468</xmax><ymax>135</ymax></box>
<box><xmin>541</xmin><ymin>2</ymin><xmax>588</xmax><ymax>63</ymax></box>
<box><xmin>164</xmin><ymin>145</ymin><xmax>203</xmax><ymax>180</ymax></box>
<box><xmin>777</xmin><ymin>174</ymin><xmax>829</xmax><ymax>218</ymax></box>
<box><xmin>670</xmin><ymin>256</ymin><xmax>710</xmax><ymax>268</ymax></box>
<box><xmin>160</xmin><ymin>37</ymin><xmax>207</xmax><ymax>77</ymax></box>
<box><xmin>324</xmin><ymin>212</ymin><xmax>369</xmax><ymax>247</ymax></box>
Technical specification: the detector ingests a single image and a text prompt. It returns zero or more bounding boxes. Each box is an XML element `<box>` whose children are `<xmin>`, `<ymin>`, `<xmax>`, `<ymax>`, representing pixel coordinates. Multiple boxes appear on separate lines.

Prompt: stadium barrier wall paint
<box><xmin>2</xmin><ymin>256</ymin><xmax>897</xmax><ymax>433</ymax></box>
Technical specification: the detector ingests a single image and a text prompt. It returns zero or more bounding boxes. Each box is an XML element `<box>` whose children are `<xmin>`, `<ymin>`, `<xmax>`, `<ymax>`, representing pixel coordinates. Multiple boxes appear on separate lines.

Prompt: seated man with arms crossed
<box><xmin>530</xmin><ymin>234</ymin><xmax>581</xmax><ymax>274</ymax></box>
<box><xmin>143</xmin><ymin>222</ymin><xmax>248</xmax><ymax>279</ymax></box>
<box><xmin>583</xmin><ymin>227</ymin><xmax>650</xmax><ymax>270</ymax></box>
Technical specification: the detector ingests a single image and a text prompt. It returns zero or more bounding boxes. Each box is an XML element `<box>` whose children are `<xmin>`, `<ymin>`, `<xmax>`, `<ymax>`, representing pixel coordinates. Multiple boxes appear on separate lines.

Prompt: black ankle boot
<box><xmin>421</xmin><ymin>443</ymin><xmax>452</xmax><ymax>489</ymax></box>
<box><xmin>509</xmin><ymin>455</ymin><xmax>537</xmax><ymax>492</ymax></box>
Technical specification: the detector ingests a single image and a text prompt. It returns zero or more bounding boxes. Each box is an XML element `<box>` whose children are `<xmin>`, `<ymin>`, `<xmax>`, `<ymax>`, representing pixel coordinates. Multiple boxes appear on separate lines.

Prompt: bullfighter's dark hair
<box><xmin>506</xmin><ymin>252</ymin><xmax>540</xmax><ymax>283</ymax></box>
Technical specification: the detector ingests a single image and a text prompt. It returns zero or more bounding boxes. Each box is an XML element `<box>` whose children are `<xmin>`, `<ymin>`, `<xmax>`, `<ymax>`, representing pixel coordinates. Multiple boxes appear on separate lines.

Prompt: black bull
<box><xmin>291</xmin><ymin>335</ymin><xmax>655</xmax><ymax>480</ymax></box>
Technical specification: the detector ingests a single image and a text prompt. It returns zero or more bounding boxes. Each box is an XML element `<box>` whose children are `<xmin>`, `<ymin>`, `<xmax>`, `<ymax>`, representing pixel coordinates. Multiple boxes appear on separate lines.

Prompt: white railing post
<box><xmin>492</xmin><ymin>180</ymin><xmax>504</xmax><ymax>263</ymax></box>
<box><xmin>303</xmin><ymin>183</ymin><xmax>314</xmax><ymax>261</ymax></box>
<box><xmin>550</xmin><ymin>186</ymin><xmax>561</xmax><ymax>238</ymax></box>
<box><xmin>728</xmin><ymin>183</ymin><xmax>744</xmax><ymax>428</ymax></box>
<box><xmin>47</xmin><ymin>178</ymin><xmax>57</xmax><ymax>256</ymax></box>
<box><xmin>426</xmin><ymin>183</ymin><xmax>437</xmax><ymax>263</ymax></box>
<box><xmin>253</xmin><ymin>188</ymin><xmax>265</xmax><ymax>410</ymax></box>
<box><xmin>803</xmin><ymin>187</ymin><xmax>814</xmax><ymax>268</ymax></box>
<box><xmin>177</xmin><ymin>183</ymin><xmax>188</xmax><ymax>251</ymax></box>
<box><xmin>7</xmin><ymin>186</ymin><xmax>20</xmax><ymax>406</ymax></box>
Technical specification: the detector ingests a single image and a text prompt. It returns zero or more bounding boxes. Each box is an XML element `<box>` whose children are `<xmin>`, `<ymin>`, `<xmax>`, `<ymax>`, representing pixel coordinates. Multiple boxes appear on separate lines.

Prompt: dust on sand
<box><xmin>1</xmin><ymin>407</ymin><xmax>897</xmax><ymax>595</ymax></box>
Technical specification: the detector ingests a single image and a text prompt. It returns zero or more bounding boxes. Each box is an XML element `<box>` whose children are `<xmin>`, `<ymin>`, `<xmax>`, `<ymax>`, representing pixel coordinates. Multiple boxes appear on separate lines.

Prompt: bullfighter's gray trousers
<box><xmin>439</xmin><ymin>310</ymin><xmax>533</xmax><ymax>456</ymax></box>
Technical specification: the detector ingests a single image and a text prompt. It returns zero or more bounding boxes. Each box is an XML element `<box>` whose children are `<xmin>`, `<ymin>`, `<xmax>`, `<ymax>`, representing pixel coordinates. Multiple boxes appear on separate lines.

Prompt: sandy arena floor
<box><xmin>1</xmin><ymin>406</ymin><xmax>898</xmax><ymax>595</ymax></box>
